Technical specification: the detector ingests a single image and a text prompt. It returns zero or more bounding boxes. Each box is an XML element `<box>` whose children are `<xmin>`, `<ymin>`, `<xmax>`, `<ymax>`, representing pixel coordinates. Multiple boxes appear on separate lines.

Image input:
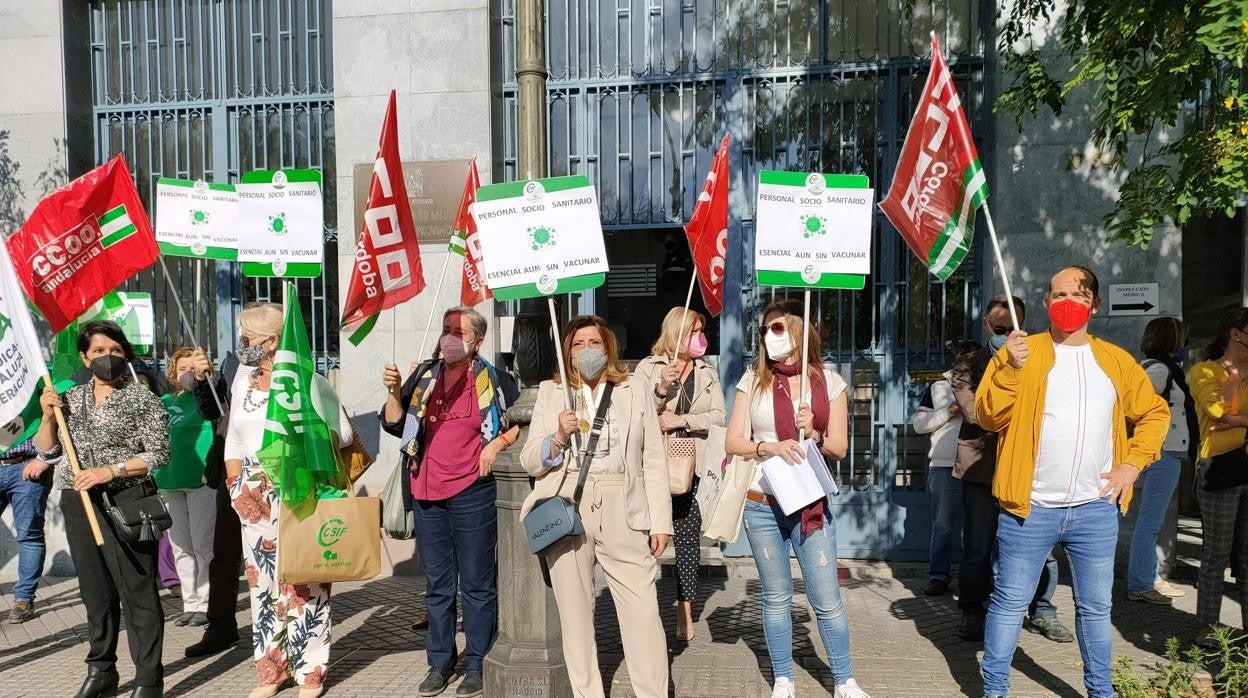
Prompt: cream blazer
<box><xmin>632</xmin><ymin>355</ymin><xmax>727</xmax><ymax>434</ymax></box>
<box><xmin>519</xmin><ymin>378</ymin><xmax>673</xmax><ymax>536</ymax></box>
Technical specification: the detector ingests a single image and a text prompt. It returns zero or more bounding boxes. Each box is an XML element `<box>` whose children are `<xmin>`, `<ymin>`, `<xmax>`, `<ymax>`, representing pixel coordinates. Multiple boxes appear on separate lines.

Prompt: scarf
<box><xmin>399</xmin><ymin>356</ymin><xmax>508</xmax><ymax>461</ymax></box>
<box><xmin>771</xmin><ymin>360</ymin><xmax>830</xmax><ymax>537</ymax></box>
<box><xmin>1145</xmin><ymin>352</ymin><xmax>1200</xmax><ymax>461</ymax></box>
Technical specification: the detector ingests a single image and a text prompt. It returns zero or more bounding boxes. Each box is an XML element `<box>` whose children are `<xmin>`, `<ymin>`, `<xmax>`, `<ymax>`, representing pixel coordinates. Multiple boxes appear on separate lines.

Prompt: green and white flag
<box><xmin>0</xmin><ymin>237</ymin><xmax>53</xmax><ymax>453</ymax></box>
<box><xmin>255</xmin><ymin>282</ymin><xmax>343</xmax><ymax>517</ymax></box>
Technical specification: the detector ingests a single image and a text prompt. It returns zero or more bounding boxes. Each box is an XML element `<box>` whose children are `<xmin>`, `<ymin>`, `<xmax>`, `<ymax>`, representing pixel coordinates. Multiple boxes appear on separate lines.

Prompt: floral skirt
<box><xmin>229</xmin><ymin>458</ymin><xmax>332</xmax><ymax>688</ymax></box>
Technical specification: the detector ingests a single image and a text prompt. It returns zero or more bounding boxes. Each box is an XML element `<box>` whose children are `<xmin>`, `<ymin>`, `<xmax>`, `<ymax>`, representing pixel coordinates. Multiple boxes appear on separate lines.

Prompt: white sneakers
<box><xmin>771</xmin><ymin>677</ymin><xmax>795</xmax><ymax>698</ymax></box>
<box><xmin>834</xmin><ymin>678</ymin><xmax>872</xmax><ymax>698</ymax></box>
<box><xmin>771</xmin><ymin>677</ymin><xmax>871</xmax><ymax>698</ymax></box>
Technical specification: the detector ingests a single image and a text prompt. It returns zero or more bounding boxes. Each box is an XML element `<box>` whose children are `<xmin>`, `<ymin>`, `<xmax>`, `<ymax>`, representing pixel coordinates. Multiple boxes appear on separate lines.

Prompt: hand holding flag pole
<box><xmin>40</xmin><ymin>374</ymin><xmax>105</xmax><ymax>546</ymax></box>
<box><xmin>546</xmin><ymin>299</ymin><xmax>580</xmax><ymax>462</ymax></box>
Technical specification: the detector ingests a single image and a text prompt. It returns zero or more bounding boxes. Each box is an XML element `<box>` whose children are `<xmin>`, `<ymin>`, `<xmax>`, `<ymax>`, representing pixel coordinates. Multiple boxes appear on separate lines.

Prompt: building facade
<box><xmin>1</xmin><ymin>0</ymin><xmax>1235</xmax><ymax>578</ymax></box>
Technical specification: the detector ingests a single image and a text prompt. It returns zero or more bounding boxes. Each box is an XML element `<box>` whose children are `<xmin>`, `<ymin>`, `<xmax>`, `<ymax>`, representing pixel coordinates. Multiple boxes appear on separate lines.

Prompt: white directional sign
<box><xmin>1106</xmin><ymin>283</ymin><xmax>1160</xmax><ymax>316</ymax></box>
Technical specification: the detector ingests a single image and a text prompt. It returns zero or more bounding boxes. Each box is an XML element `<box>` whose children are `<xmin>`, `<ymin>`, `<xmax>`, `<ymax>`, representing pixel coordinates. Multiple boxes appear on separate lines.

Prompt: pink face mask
<box><xmin>685</xmin><ymin>331</ymin><xmax>708</xmax><ymax>359</ymax></box>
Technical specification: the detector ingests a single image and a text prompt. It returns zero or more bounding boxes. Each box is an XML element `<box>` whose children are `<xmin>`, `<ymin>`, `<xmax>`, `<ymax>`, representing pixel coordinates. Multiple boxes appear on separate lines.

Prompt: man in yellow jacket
<box><xmin>974</xmin><ymin>266</ymin><xmax>1169</xmax><ymax>698</ymax></box>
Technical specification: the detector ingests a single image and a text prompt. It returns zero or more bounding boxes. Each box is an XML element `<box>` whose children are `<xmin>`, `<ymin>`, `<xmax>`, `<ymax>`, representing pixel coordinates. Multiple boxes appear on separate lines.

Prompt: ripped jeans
<box><xmin>743</xmin><ymin>498</ymin><xmax>855</xmax><ymax>684</ymax></box>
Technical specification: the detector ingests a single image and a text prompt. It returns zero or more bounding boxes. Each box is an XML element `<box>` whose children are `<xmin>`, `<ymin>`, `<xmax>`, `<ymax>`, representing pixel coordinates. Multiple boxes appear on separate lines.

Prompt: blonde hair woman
<box><xmin>224</xmin><ymin>303</ymin><xmax>354</xmax><ymax>698</ymax></box>
<box><xmin>155</xmin><ymin>347</ymin><xmax>219</xmax><ymax>628</ymax></box>
<box><xmin>519</xmin><ymin>315</ymin><xmax>672</xmax><ymax>698</ymax></box>
<box><xmin>723</xmin><ymin>299</ymin><xmax>869</xmax><ymax>698</ymax></box>
<box><xmin>632</xmin><ymin>307</ymin><xmax>725</xmax><ymax>641</ymax></box>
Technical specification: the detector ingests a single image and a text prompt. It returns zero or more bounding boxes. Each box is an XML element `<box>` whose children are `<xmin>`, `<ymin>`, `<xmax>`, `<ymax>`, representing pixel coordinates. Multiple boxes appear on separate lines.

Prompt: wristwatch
<box><xmin>113</xmin><ymin>463</ymin><xmax>126</xmax><ymax>479</ymax></box>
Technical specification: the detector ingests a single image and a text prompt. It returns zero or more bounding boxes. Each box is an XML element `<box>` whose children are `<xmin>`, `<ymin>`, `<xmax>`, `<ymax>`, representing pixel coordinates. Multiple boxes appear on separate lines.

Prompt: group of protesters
<box><xmin>3</xmin><ymin>263</ymin><xmax>1248</xmax><ymax>698</ymax></box>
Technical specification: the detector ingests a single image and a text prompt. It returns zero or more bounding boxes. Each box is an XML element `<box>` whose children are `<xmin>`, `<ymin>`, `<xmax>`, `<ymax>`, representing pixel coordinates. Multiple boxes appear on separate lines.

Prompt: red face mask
<box><xmin>1047</xmin><ymin>298</ymin><xmax>1092</xmax><ymax>333</ymax></box>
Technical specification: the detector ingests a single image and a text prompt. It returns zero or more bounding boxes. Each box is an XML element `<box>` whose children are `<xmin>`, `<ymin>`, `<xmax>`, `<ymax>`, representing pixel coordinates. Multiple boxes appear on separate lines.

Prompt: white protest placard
<box><xmin>755</xmin><ymin>171</ymin><xmax>874</xmax><ymax>289</ymax></box>
<box><xmin>154</xmin><ymin>178</ymin><xmax>239</xmax><ymax>260</ymax></box>
<box><xmin>472</xmin><ymin>176</ymin><xmax>608</xmax><ymax>300</ymax></box>
<box><xmin>81</xmin><ymin>291</ymin><xmax>156</xmax><ymax>353</ymax></box>
<box><xmin>237</xmin><ymin>169</ymin><xmax>324</xmax><ymax>278</ymax></box>
<box><xmin>1107</xmin><ymin>283</ymin><xmax>1159</xmax><ymax>316</ymax></box>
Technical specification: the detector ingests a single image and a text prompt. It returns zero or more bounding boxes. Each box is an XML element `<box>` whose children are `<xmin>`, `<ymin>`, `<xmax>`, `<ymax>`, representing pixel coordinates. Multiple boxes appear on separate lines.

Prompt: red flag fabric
<box><xmin>684</xmin><ymin>133</ymin><xmax>730</xmax><ymax>317</ymax></box>
<box><xmin>878</xmin><ymin>35</ymin><xmax>988</xmax><ymax>281</ymax></box>
<box><xmin>8</xmin><ymin>156</ymin><xmax>158</xmax><ymax>333</ymax></box>
<box><xmin>342</xmin><ymin>90</ymin><xmax>425</xmax><ymax>344</ymax></box>
<box><xmin>449</xmin><ymin>159</ymin><xmax>490</xmax><ymax>307</ymax></box>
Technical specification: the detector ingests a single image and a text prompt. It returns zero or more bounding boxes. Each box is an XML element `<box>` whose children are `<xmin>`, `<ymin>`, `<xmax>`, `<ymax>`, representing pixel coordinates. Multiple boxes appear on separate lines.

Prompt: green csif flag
<box><xmin>255</xmin><ymin>283</ymin><xmax>345</xmax><ymax>518</ymax></box>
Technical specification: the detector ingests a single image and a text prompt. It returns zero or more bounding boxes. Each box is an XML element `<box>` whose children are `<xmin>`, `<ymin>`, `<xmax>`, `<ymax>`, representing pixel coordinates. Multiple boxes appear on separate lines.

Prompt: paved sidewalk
<box><xmin>0</xmin><ymin>553</ymin><xmax>1220</xmax><ymax>698</ymax></box>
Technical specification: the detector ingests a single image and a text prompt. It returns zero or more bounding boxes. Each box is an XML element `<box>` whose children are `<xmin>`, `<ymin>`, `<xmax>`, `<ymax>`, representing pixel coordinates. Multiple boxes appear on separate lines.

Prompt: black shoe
<box><xmin>418</xmin><ymin>669</ymin><xmax>453</xmax><ymax>697</ymax></box>
<box><xmin>74</xmin><ymin>666</ymin><xmax>120</xmax><ymax>698</ymax></box>
<box><xmin>957</xmin><ymin>611</ymin><xmax>985</xmax><ymax>641</ymax></box>
<box><xmin>187</xmin><ymin>611</ymin><xmax>209</xmax><ymax>627</ymax></box>
<box><xmin>128</xmin><ymin>685</ymin><xmax>162</xmax><ymax>698</ymax></box>
<box><xmin>173</xmin><ymin>612</ymin><xmax>194</xmax><ymax>627</ymax></box>
<box><xmin>1024</xmin><ymin>614</ymin><xmax>1074</xmax><ymax>643</ymax></box>
<box><xmin>8</xmin><ymin>600</ymin><xmax>36</xmax><ymax>624</ymax></box>
<box><xmin>923</xmin><ymin>579</ymin><xmax>949</xmax><ymax>596</ymax></box>
<box><xmin>456</xmin><ymin>671</ymin><xmax>483</xmax><ymax>698</ymax></box>
<box><xmin>184</xmin><ymin>633</ymin><xmax>239</xmax><ymax>658</ymax></box>
<box><xmin>412</xmin><ymin>614</ymin><xmax>430</xmax><ymax>631</ymax></box>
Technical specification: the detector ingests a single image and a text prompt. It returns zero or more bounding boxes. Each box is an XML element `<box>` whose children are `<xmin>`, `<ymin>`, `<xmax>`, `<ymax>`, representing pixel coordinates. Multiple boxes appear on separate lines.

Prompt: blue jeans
<box><xmin>1127</xmin><ymin>451</ymin><xmax>1183</xmax><ymax>593</ymax></box>
<box><xmin>744</xmin><ymin>498</ymin><xmax>855</xmax><ymax>684</ymax></box>
<box><xmin>927</xmin><ymin>466</ymin><xmax>963</xmax><ymax>582</ymax></box>
<box><xmin>0</xmin><ymin>461</ymin><xmax>51</xmax><ymax>602</ymax></box>
<box><xmin>982</xmin><ymin>501</ymin><xmax>1118</xmax><ymax>698</ymax></box>
<box><xmin>412</xmin><ymin>477</ymin><xmax>498</xmax><ymax>674</ymax></box>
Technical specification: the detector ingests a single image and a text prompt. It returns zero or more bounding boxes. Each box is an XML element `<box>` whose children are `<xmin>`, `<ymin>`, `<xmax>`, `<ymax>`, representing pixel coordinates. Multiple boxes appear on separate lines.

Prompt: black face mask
<box><xmin>89</xmin><ymin>355</ymin><xmax>129</xmax><ymax>383</ymax></box>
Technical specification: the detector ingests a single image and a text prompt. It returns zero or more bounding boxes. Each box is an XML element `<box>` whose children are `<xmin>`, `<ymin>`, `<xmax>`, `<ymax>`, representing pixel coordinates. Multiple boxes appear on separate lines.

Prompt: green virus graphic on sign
<box><xmin>268</xmin><ymin>212</ymin><xmax>288</xmax><ymax>236</ymax></box>
<box><xmin>800</xmin><ymin>214</ymin><xmax>827</xmax><ymax>239</ymax></box>
<box><xmin>189</xmin><ymin>209</ymin><xmax>210</xmax><ymax>226</ymax></box>
<box><xmin>527</xmin><ymin>225</ymin><xmax>556</xmax><ymax>251</ymax></box>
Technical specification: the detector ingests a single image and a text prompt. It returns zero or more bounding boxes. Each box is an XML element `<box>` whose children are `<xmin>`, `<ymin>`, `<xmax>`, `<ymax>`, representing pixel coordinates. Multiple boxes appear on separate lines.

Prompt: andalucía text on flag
<box><xmin>879</xmin><ymin>35</ymin><xmax>988</xmax><ymax>281</ymax></box>
<box><xmin>8</xmin><ymin>156</ymin><xmax>159</xmax><ymax>332</ymax></box>
<box><xmin>342</xmin><ymin>90</ymin><xmax>425</xmax><ymax>345</ymax></box>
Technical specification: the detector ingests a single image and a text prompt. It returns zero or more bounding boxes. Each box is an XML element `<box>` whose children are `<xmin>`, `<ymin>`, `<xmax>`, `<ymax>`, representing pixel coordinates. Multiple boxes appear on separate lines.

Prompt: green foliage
<box><xmin>1111</xmin><ymin>629</ymin><xmax>1248</xmax><ymax>697</ymax></box>
<box><xmin>995</xmin><ymin>0</ymin><xmax>1248</xmax><ymax>248</ymax></box>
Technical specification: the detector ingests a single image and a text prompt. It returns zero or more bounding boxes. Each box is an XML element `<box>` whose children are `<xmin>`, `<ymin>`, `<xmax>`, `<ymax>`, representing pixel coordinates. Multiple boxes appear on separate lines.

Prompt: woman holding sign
<box><xmin>35</xmin><ymin>320</ymin><xmax>170</xmax><ymax>698</ymax></box>
<box><xmin>223</xmin><ymin>303</ymin><xmax>354</xmax><ymax>698</ymax></box>
<box><xmin>723</xmin><ymin>299</ymin><xmax>870</xmax><ymax>698</ymax></box>
<box><xmin>633</xmin><ymin>307</ymin><xmax>726</xmax><ymax>641</ymax></box>
<box><xmin>519</xmin><ymin>315</ymin><xmax>672</xmax><ymax>698</ymax></box>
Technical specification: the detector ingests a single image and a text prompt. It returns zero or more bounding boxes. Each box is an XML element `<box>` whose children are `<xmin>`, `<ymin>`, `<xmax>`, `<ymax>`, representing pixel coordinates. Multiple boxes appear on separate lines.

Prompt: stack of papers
<box><xmin>759</xmin><ymin>439</ymin><xmax>840</xmax><ymax>515</ymax></box>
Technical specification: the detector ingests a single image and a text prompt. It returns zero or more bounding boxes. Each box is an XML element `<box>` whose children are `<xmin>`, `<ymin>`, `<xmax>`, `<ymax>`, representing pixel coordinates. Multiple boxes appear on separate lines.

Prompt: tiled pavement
<box><xmin>0</xmin><ymin>525</ymin><xmax>1227</xmax><ymax>697</ymax></box>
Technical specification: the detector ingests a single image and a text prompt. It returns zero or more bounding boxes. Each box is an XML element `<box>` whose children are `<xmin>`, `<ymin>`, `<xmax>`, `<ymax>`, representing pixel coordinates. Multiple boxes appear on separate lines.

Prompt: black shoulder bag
<box><xmin>523</xmin><ymin>382</ymin><xmax>614</xmax><ymax>555</ymax></box>
<box><xmin>77</xmin><ymin>389</ymin><xmax>172</xmax><ymax>544</ymax></box>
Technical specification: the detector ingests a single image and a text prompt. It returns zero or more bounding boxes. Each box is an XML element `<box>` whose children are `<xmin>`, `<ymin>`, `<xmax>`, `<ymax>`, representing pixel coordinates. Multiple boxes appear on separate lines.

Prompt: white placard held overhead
<box><xmin>154</xmin><ymin>178</ymin><xmax>240</xmax><ymax>260</ymax></box>
<box><xmin>237</xmin><ymin>169</ymin><xmax>324</xmax><ymax>278</ymax></box>
<box><xmin>755</xmin><ymin>171</ymin><xmax>874</xmax><ymax>290</ymax></box>
<box><xmin>472</xmin><ymin>176</ymin><xmax>608</xmax><ymax>300</ymax></box>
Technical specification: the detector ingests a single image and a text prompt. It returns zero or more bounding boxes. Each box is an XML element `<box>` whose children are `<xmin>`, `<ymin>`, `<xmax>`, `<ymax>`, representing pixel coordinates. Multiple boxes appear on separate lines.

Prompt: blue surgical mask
<box><xmin>1175</xmin><ymin>347</ymin><xmax>1188</xmax><ymax>364</ymax></box>
<box><xmin>989</xmin><ymin>334</ymin><xmax>1008</xmax><ymax>353</ymax></box>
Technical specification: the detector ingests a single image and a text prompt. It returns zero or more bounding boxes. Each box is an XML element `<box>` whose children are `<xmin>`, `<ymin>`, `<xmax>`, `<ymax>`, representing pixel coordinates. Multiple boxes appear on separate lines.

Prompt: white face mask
<box><xmin>763</xmin><ymin>330</ymin><xmax>794</xmax><ymax>361</ymax></box>
<box><xmin>439</xmin><ymin>335</ymin><xmax>474</xmax><ymax>364</ymax></box>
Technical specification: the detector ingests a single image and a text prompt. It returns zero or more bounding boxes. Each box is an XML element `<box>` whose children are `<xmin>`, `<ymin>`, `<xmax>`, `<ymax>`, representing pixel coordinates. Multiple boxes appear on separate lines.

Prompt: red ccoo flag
<box><xmin>684</xmin><ymin>133</ymin><xmax>729</xmax><ymax>317</ymax></box>
<box><xmin>8</xmin><ymin>156</ymin><xmax>159</xmax><ymax>333</ymax></box>
<box><xmin>342</xmin><ymin>90</ymin><xmax>425</xmax><ymax>345</ymax></box>
<box><xmin>879</xmin><ymin>35</ymin><xmax>988</xmax><ymax>281</ymax></box>
<box><xmin>447</xmin><ymin>159</ymin><xmax>490</xmax><ymax>307</ymax></box>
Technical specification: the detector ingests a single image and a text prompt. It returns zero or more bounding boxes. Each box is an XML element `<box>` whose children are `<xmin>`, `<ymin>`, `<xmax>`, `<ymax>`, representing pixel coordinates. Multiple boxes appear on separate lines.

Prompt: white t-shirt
<box><xmin>1032</xmin><ymin>343</ymin><xmax>1117</xmax><ymax>508</ymax></box>
<box><xmin>735</xmin><ymin>367</ymin><xmax>848</xmax><ymax>493</ymax></box>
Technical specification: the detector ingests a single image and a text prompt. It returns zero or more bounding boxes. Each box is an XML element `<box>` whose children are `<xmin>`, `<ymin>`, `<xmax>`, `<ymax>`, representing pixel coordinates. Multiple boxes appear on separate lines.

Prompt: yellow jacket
<box><xmin>974</xmin><ymin>332</ymin><xmax>1170</xmax><ymax>518</ymax></box>
<box><xmin>1188</xmin><ymin>360</ymin><xmax>1248</xmax><ymax>458</ymax></box>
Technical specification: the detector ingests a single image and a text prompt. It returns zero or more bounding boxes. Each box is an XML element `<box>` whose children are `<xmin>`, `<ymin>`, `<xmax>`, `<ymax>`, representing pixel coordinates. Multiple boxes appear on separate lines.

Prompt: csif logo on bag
<box><xmin>317</xmin><ymin>517</ymin><xmax>348</xmax><ymax>563</ymax></box>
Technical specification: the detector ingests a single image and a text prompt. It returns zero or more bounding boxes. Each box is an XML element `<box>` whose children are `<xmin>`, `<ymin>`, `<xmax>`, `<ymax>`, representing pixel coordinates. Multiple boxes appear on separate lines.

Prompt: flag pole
<box><xmin>798</xmin><ymin>287</ymin><xmax>811</xmax><ymax>443</ymax></box>
<box><xmin>546</xmin><ymin>297</ymin><xmax>580</xmax><ymax>462</ymax></box>
<box><xmin>669</xmin><ymin>272</ymin><xmax>698</xmax><ymax>364</ymax></box>
<box><xmin>415</xmin><ymin>254</ymin><xmax>453</xmax><ymax>364</ymax></box>
<box><xmin>158</xmin><ymin>256</ymin><xmax>225</xmax><ymax>415</ymax></box>
<box><xmin>981</xmin><ymin>204</ymin><xmax>1021</xmax><ymax>331</ymax></box>
<box><xmin>40</xmin><ymin>373</ymin><xmax>104</xmax><ymax>546</ymax></box>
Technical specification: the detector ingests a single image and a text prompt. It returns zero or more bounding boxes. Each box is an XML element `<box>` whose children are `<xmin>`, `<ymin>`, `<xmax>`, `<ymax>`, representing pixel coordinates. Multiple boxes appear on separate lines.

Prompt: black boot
<box><xmin>74</xmin><ymin>666</ymin><xmax>119</xmax><ymax>698</ymax></box>
<box><xmin>128</xmin><ymin>685</ymin><xmax>163</xmax><ymax>698</ymax></box>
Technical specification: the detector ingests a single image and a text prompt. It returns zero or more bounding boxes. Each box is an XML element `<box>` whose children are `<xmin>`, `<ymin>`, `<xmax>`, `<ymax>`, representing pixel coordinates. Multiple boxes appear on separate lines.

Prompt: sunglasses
<box><xmin>988</xmin><ymin>325</ymin><xmax>1011</xmax><ymax>336</ymax></box>
<box><xmin>759</xmin><ymin>321</ymin><xmax>788</xmax><ymax>336</ymax></box>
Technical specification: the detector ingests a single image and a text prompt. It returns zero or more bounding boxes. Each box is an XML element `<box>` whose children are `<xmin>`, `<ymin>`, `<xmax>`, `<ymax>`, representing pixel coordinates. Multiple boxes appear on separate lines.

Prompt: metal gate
<box><xmin>497</xmin><ymin>0</ymin><xmax>988</xmax><ymax>559</ymax></box>
<box><xmin>89</xmin><ymin>0</ymin><xmax>337</xmax><ymax>371</ymax></box>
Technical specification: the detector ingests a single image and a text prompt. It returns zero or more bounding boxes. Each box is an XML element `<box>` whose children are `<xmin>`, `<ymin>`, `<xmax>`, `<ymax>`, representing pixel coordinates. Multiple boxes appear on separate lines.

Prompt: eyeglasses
<box><xmin>759</xmin><ymin>321</ymin><xmax>787</xmax><ymax>336</ymax></box>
